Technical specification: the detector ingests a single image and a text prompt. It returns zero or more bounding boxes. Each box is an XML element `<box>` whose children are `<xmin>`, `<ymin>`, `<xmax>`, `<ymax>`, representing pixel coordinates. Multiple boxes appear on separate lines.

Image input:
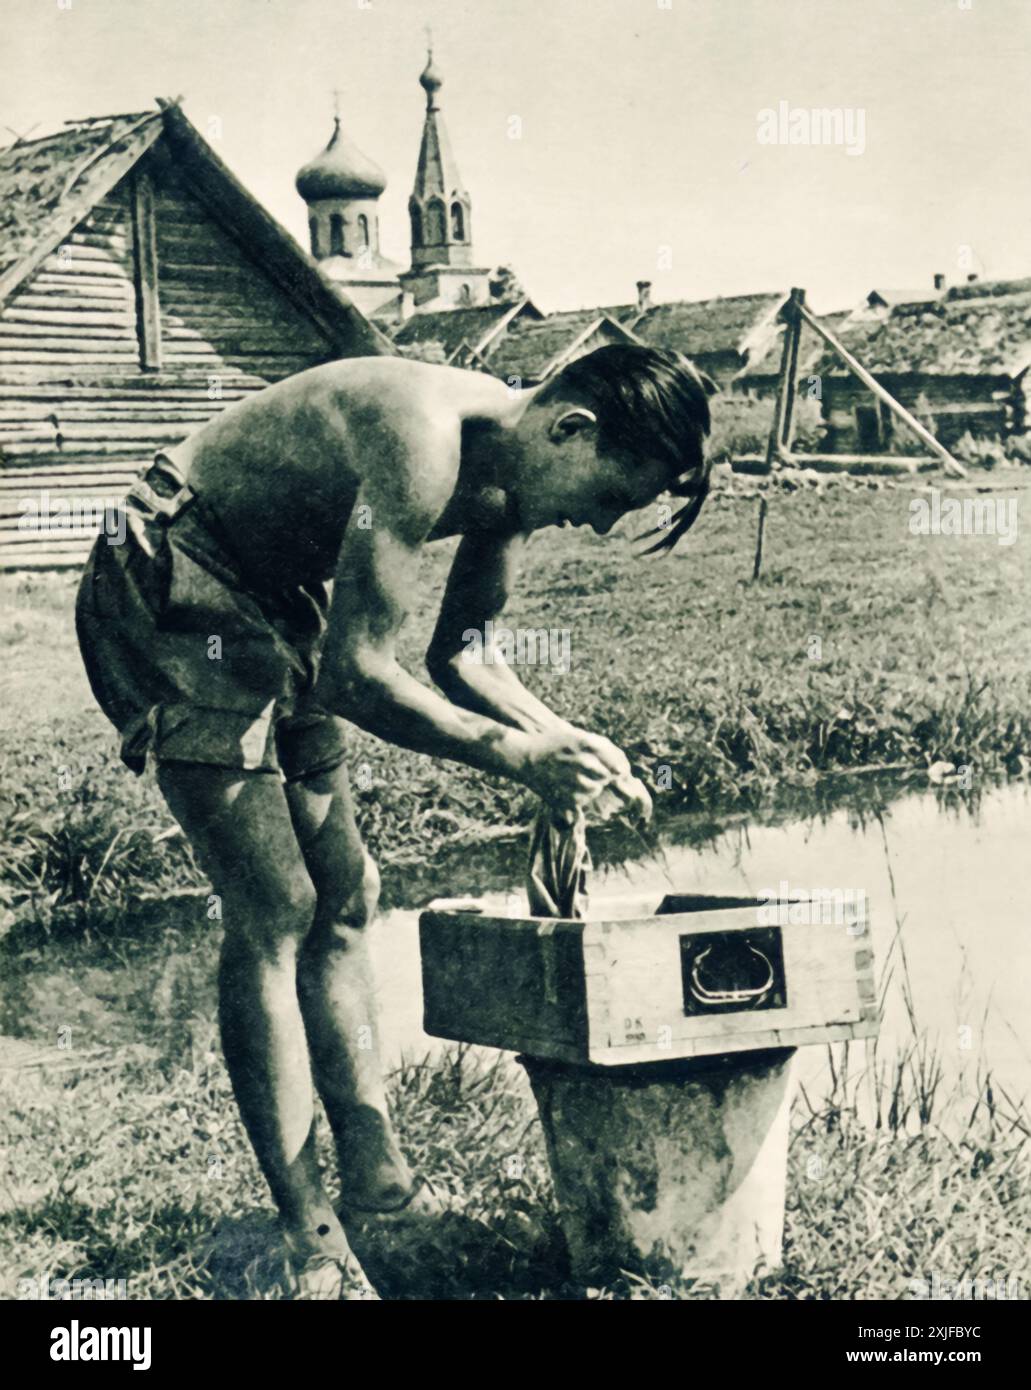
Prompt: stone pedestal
<box><xmin>520</xmin><ymin>1047</ymin><xmax>796</xmax><ymax>1288</ymax></box>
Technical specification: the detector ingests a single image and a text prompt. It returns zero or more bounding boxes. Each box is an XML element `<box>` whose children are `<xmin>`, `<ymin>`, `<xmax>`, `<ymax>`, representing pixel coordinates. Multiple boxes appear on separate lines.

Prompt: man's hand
<box><xmin>522</xmin><ymin>726</ymin><xmax>653</xmax><ymax>824</ymax></box>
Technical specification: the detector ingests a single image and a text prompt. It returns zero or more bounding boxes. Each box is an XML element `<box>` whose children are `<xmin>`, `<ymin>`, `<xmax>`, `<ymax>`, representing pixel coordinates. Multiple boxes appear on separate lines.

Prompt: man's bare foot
<box><xmin>284</xmin><ymin>1217</ymin><xmax>379</xmax><ymax>1300</ymax></box>
<box><xmin>290</xmin><ymin>1252</ymin><xmax>380</xmax><ymax>1301</ymax></box>
<box><xmin>339</xmin><ymin>1175</ymin><xmax>449</xmax><ymax>1230</ymax></box>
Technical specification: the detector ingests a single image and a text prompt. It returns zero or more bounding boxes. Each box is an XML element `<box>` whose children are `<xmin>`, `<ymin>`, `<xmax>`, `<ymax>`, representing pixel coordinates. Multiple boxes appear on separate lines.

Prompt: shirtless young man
<box><xmin>75</xmin><ymin>343</ymin><xmax>713</xmax><ymax>1298</ymax></box>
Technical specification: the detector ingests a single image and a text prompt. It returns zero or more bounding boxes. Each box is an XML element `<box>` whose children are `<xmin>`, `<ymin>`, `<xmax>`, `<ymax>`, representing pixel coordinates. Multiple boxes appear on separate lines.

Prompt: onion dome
<box><xmin>419</xmin><ymin>51</ymin><xmax>444</xmax><ymax>105</ymax></box>
<box><xmin>296</xmin><ymin>117</ymin><xmax>387</xmax><ymax>201</ymax></box>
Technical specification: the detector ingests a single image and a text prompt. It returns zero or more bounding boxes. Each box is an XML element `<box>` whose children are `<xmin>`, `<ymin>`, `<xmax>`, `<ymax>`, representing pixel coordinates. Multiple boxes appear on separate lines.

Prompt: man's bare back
<box><xmin>176</xmin><ymin>358</ymin><xmax>518</xmax><ymax>588</ymax></box>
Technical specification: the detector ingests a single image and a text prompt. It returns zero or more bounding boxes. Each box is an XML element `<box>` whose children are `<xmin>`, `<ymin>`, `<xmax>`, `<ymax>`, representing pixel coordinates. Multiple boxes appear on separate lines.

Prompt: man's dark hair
<box><xmin>538</xmin><ymin>343</ymin><xmax>715</xmax><ymax>554</ymax></box>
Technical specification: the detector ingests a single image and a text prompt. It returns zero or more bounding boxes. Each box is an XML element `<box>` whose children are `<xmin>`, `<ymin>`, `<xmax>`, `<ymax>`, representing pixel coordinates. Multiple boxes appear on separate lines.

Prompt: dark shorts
<box><xmin>75</xmin><ymin>453</ymin><xmax>348</xmax><ymax>781</ymax></box>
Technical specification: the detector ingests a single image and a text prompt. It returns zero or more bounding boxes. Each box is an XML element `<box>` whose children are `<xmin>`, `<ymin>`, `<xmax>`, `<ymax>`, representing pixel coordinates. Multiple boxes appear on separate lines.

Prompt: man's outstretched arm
<box><xmin>426</xmin><ymin>530</ymin><xmax>652</xmax><ymax>821</ymax></box>
<box><xmin>315</xmin><ymin>488</ymin><xmax>531</xmax><ymax>782</ymax></box>
<box><xmin>426</xmin><ymin>531</ymin><xmax>569</xmax><ymax>735</ymax></box>
<box><xmin>312</xmin><ymin>459</ymin><xmax>625</xmax><ymax>812</ymax></box>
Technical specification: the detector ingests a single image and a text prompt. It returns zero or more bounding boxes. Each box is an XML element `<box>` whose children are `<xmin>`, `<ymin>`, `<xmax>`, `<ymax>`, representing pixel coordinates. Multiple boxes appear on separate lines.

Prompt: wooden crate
<box><xmin>420</xmin><ymin>892</ymin><xmax>877</xmax><ymax>1065</ymax></box>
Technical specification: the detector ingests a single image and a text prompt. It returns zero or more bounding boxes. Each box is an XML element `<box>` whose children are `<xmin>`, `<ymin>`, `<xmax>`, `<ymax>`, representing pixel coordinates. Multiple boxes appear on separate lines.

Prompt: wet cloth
<box><xmin>75</xmin><ymin>452</ymin><xmax>348</xmax><ymax>781</ymax></box>
<box><xmin>526</xmin><ymin>805</ymin><xmax>591</xmax><ymax>919</ymax></box>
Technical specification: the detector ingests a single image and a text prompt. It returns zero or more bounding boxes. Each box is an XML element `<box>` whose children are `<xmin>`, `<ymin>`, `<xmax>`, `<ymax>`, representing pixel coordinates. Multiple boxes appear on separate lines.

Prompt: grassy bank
<box><xmin>2</xmin><ymin>1029</ymin><xmax>1028</xmax><ymax>1300</ymax></box>
<box><xmin>2</xmin><ymin>472</ymin><xmax>1029</xmax><ymax>935</ymax></box>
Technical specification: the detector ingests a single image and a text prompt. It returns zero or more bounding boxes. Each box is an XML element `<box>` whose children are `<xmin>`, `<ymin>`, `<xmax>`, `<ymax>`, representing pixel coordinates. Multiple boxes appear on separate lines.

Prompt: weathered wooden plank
<box><xmin>0</xmin><ymin>459</ymin><xmax>148</xmax><ymax>478</ymax></box>
<box><xmin>0</xmin><ymin>370</ymin><xmax>237</xmax><ymax>386</ymax></box>
<box><xmin>0</xmin><ymin>437</ymin><xmax>161</xmax><ymax>457</ymax></box>
<box><xmin>0</xmin><ymin>429</ymin><xmax>59</xmax><ymax>447</ymax></box>
<box><xmin>155</xmin><ymin>223</ymin><xmax>241</xmax><ymax>249</ymax></box>
<box><xmin>0</xmin><ymin>376</ymin><xmax>262</xmax><ymax>395</ymax></box>
<box><xmin>0</xmin><ymin>545</ymin><xmax>97</xmax><ymax>570</ymax></box>
<box><xmin>0</xmin><ymin>337</ymin><xmax>138</xmax><ymax>354</ymax></box>
<box><xmin>0</xmin><ymin>463</ymin><xmax>142</xmax><ymax>484</ymax></box>
<box><xmin>1</xmin><ymin>308</ymin><xmax>136</xmax><ymax>328</ymax></box>
<box><xmin>234</xmin><ymin>358</ymin><xmax>322</xmax><ymax>375</ymax></box>
<box><xmin>0</xmin><ymin>355</ymin><xmax>142</xmax><ymax>368</ymax></box>
<box><xmin>160</xmin><ymin>311</ymin><xmax>310</xmax><ymax>328</ymax></box>
<box><xmin>156</xmin><ymin>348</ymin><xmax>225</xmax><ymax>362</ymax></box>
<box><xmin>53</xmin><ymin>420</ymin><xmax>192</xmax><ymax>441</ymax></box>
<box><xmin>37</xmin><ymin>255</ymin><xmax>129</xmax><ymax>279</ymax></box>
<box><xmin>0</xmin><ymin>460</ymin><xmax>141</xmax><ymax>478</ymax></box>
<box><xmin>0</xmin><ymin>322</ymin><xmax>136</xmax><ymax>341</ymax></box>
<box><xmin>130</xmin><ymin>169</ymin><xmax>161</xmax><ymax>371</ymax></box>
<box><xmin>161</xmin><ymin>328</ymin><xmax>324</xmax><ymax>353</ymax></box>
<box><xmin>1</xmin><ymin>526</ymin><xmax>105</xmax><ymax>545</ymax></box>
<box><xmin>70</xmin><ymin>233</ymin><xmax>131</xmax><ymax>257</ymax></box>
<box><xmin>21</xmin><ymin>281</ymin><xmax>133</xmax><ymax>302</ymax></box>
<box><xmin>0</xmin><ymin>495</ymin><xmax>130</xmax><ymax>523</ymax></box>
<box><xmin>0</xmin><ymin>407</ymin><xmax>212</xmax><ymax>426</ymax></box>
<box><xmin>48</xmin><ymin>241</ymin><xmax>128</xmax><ymax>264</ymax></box>
<box><xmin>0</xmin><ymin>372</ymin><xmax>255</xmax><ymax>400</ymax></box>
<box><xmin>158</xmin><ymin>261</ymin><xmax>292</xmax><ymax>282</ymax></box>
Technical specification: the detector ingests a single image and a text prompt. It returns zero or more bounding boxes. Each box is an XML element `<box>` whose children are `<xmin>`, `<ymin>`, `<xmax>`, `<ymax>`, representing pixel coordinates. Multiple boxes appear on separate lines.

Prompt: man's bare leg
<box><xmin>284</xmin><ymin>756</ymin><xmax>415</xmax><ymax>1209</ymax></box>
<box><xmin>156</xmin><ymin>764</ymin><xmax>370</xmax><ymax>1283</ymax></box>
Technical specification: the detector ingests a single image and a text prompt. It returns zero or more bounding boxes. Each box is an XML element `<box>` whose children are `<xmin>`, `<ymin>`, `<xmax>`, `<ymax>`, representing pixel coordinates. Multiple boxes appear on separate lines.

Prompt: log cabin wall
<box><xmin>0</xmin><ymin>143</ymin><xmax>341</xmax><ymax>569</ymax></box>
<box><xmin>819</xmin><ymin>374</ymin><xmax>1019</xmax><ymax>453</ymax></box>
<box><xmin>152</xmin><ymin>155</ymin><xmax>335</xmax><ymax>383</ymax></box>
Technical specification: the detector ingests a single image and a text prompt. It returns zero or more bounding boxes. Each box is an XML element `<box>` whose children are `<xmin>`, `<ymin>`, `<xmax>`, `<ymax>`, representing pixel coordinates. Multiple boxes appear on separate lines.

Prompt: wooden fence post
<box><xmin>753</xmin><ymin>495</ymin><xmax>768</xmax><ymax>580</ymax></box>
<box><xmin>779</xmin><ymin>289</ymin><xmax>805</xmax><ymax>454</ymax></box>
<box><xmin>764</xmin><ymin>291</ymin><xmax>803</xmax><ymax>470</ymax></box>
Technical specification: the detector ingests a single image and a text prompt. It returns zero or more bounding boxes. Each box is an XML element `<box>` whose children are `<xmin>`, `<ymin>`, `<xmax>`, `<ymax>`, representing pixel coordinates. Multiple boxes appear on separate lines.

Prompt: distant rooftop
<box><xmin>815</xmin><ymin>276</ymin><xmax>1031</xmax><ymax>377</ymax></box>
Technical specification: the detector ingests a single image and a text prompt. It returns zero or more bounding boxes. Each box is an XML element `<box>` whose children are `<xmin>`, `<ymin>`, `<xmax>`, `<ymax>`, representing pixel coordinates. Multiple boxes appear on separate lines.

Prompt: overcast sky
<box><xmin>4</xmin><ymin>0</ymin><xmax>1029</xmax><ymax>314</ymax></box>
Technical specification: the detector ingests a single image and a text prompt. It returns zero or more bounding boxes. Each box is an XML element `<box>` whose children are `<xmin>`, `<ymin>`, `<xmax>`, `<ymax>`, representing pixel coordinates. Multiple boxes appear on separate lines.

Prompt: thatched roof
<box><xmin>0</xmin><ymin>111</ymin><xmax>161</xmax><ymax>295</ymax></box>
<box><xmin>392</xmin><ymin>303</ymin><xmax>515</xmax><ymax>356</ymax></box>
<box><xmin>486</xmin><ymin>308</ymin><xmax>636</xmax><ymax>383</ymax></box>
<box><xmin>868</xmin><ymin>287</ymin><xmax>942</xmax><ymax>309</ymax></box>
<box><xmin>597</xmin><ymin>302</ymin><xmax>640</xmax><ymax>324</ymax></box>
<box><xmin>631</xmin><ymin>291</ymin><xmax>785</xmax><ymax>360</ymax></box>
<box><xmin>815</xmin><ymin>277</ymin><xmax>1031</xmax><ymax>378</ymax></box>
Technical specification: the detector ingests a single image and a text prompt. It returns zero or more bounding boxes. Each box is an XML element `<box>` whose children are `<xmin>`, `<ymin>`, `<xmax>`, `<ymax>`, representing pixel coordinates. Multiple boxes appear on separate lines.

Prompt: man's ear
<box><xmin>548</xmin><ymin>407</ymin><xmax>597</xmax><ymax>442</ymax></box>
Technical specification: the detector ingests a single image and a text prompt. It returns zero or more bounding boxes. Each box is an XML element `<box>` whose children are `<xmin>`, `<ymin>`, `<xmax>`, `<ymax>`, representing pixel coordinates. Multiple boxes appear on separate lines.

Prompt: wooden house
<box><xmin>628</xmin><ymin>291</ymin><xmax>786</xmax><ymax>389</ymax></box>
<box><xmin>483</xmin><ymin>308</ymin><xmax>644</xmax><ymax>386</ymax></box>
<box><xmin>811</xmin><ymin>277</ymin><xmax>1031</xmax><ymax>452</ymax></box>
<box><xmin>0</xmin><ymin>102</ymin><xmax>390</xmax><ymax>569</ymax></box>
<box><xmin>391</xmin><ymin>297</ymin><xmax>541</xmax><ymax>367</ymax></box>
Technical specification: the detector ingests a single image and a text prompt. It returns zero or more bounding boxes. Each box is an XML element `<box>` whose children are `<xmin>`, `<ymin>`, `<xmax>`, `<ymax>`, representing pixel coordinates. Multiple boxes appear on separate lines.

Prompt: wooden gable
<box><xmin>0</xmin><ymin>109</ymin><xmax>387</xmax><ymax>569</ymax></box>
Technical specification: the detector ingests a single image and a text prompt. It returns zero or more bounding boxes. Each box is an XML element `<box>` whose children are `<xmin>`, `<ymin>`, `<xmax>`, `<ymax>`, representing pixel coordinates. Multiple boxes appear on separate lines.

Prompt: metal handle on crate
<box><xmin>689</xmin><ymin>944</ymin><xmax>775</xmax><ymax>1007</ymax></box>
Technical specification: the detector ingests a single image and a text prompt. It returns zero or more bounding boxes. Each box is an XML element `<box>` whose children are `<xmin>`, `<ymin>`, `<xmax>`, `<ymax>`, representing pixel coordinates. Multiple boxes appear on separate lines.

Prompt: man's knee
<box><xmin>229</xmin><ymin>866</ymin><xmax>318</xmax><ymax>958</ymax></box>
<box><xmin>315</xmin><ymin>851</ymin><xmax>380</xmax><ymax>942</ymax></box>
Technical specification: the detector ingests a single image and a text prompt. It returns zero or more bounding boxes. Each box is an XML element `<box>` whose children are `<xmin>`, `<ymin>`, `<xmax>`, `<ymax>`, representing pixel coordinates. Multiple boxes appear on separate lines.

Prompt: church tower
<box><xmin>399</xmin><ymin>49</ymin><xmax>492</xmax><ymax>310</ymax></box>
<box><xmin>295</xmin><ymin>105</ymin><xmax>401</xmax><ymax>316</ymax></box>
